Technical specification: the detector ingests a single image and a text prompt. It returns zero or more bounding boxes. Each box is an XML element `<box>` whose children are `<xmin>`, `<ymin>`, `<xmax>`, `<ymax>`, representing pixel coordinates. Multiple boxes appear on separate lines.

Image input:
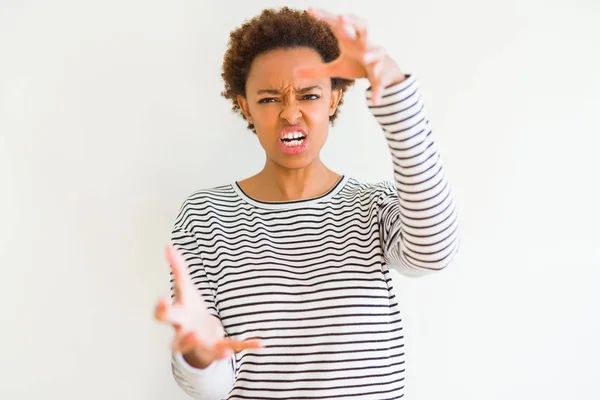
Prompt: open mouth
<box><xmin>280</xmin><ymin>132</ymin><xmax>307</xmax><ymax>147</ymax></box>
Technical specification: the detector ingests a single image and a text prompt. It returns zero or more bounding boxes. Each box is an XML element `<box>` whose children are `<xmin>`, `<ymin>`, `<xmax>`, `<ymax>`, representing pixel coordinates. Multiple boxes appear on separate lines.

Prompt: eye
<box><xmin>302</xmin><ymin>94</ymin><xmax>321</xmax><ymax>100</ymax></box>
<box><xmin>258</xmin><ymin>97</ymin><xmax>278</xmax><ymax>104</ymax></box>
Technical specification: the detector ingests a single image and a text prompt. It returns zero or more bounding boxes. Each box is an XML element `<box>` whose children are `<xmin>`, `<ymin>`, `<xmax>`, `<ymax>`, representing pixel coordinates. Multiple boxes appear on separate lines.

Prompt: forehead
<box><xmin>246</xmin><ymin>47</ymin><xmax>329</xmax><ymax>92</ymax></box>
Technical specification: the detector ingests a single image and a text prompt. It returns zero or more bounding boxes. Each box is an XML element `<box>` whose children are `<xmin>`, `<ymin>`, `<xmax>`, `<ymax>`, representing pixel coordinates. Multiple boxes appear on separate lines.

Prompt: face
<box><xmin>237</xmin><ymin>47</ymin><xmax>342</xmax><ymax>170</ymax></box>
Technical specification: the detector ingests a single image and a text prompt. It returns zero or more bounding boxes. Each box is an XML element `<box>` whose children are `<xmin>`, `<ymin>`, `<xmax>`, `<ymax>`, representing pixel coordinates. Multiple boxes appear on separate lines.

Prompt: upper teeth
<box><xmin>283</xmin><ymin>131</ymin><xmax>305</xmax><ymax>140</ymax></box>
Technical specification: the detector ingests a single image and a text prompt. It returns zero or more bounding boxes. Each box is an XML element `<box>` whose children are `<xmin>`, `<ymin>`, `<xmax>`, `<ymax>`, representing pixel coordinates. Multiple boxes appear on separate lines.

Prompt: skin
<box><xmin>155</xmin><ymin>8</ymin><xmax>407</xmax><ymax>370</ymax></box>
<box><xmin>236</xmin><ymin>8</ymin><xmax>407</xmax><ymax>202</ymax></box>
<box><xmin>236</xmin><ymin>47</ymin><xmax>344</xmax><ymax>202</ymax></box>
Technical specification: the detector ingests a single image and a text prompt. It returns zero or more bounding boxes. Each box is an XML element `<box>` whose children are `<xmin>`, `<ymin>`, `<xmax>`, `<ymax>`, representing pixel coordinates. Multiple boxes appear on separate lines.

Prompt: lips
<box><xmin>278</xmin><ymin>126</ymin><xmax>308</xmax><ymax>155</ymax></box>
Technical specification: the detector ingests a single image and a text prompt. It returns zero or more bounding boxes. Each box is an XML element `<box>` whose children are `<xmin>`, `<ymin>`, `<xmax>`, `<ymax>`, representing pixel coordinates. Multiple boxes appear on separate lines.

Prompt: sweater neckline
<box><xmin>231</xmin><ymin>175</ymin><xmax>349</xmax><ymax>210</ymax></box>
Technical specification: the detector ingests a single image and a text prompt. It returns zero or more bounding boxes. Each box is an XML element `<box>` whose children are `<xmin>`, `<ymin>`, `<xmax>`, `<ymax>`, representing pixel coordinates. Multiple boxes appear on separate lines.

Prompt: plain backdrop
<box><xmin>1</xmin><ymin>0</ymin><xmax>599</xmax><ymax>399</ymax></box>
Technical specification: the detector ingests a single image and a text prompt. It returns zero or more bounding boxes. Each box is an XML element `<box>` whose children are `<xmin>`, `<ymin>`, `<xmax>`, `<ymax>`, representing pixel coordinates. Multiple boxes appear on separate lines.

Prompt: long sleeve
<box><xmin>171</xmin><ymin>353</ymin><xmax>235</xmax><ymax>400</ymax></box>
<box><xmin>368</xmin><ymin>75</ymin><xmax>460</xmax><ymax>277</ymax></box>
<box><xmin>169</xmin><ymin>226</ymin><xmax>235</xmax><ymax>399</ymax></box>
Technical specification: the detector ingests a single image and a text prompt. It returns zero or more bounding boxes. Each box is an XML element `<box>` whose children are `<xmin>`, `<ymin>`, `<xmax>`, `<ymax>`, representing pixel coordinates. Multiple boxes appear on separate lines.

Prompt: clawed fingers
<box><xmin>362</xmin><ymin>46</ymin><xmax>388</xmax><ymax>105</ymax></box>
<box><xmin>172</xmin><ymin>335</ymin><xmax>263</xmax><ymax>359</ymax></box>
<box><xmin>215</xmin><ymin>338</ymin><xmax>263</xmax><ymax>356</ymax></box>
<box><xmin>367</xmin><ymin>60</ymin><xmax>385</xmax><ymax>105</ymax></box>
<box><xmin>294</xmin><ymin>59</ymin><xmax>350</xmax><ymax>80</ymax></box>
<box><xmin>306</xmin><ymin>7</ymin><xmax>390</xmax><ymax>93</ymax></box>
<box><xmin>154</xmin><ymin>297</ymin><xmax>191</xmax><ymax>329</ymax></box>
<box><xmin>309</xmin><ymin>8</ymin><xmax>368</xmax><ymax>46</ymax></box>
<box><xmin>167</xmin><ymin>245</ymin><xmax>190</xmax><ymax>287</ymax></box>
<box><xmin>337</xmin><ymin>15</ymin><xmax>368</xmax><ymax>44</ymax></box>
<box><xmin>167</xmin><ymin>245</ymin><xmax>205</xmax><ymax>306</ymax></box>
<box><xmin>362</xmin><ymin>46</ymin><xmax>386</xmax><ymax>65</ymax></box>
<box><xmin>173</xmin><ymin>330</ymin><xmax>199</xmax><ymax>354</ymax></box>
<box><xmin>339</xmin><ymin>13</ymin><xmax>368</xmax><ymax>36</ymax></box>
<box><xmin>308</xmin><ymin>8</ymin><xmax>367</xmax><ymax>32</ymax></box>
<box><xmin>307</xmin><ymin>7</ymin><xmax>337</xmax><ymax>24</ymax></box>
<box><xmin>308</xmin><ymin>9</ymin><xmax>352</xmax><ymax>46</ymax></box>
<box><xmin>154</xmin><ymin>296</ymin><xmax>169</xmax><ymax>320</ymax></box>
<box><xmin>217</xmin><ymin>338</ymin><xmax>263</xmax><ymax>352</ymax></box>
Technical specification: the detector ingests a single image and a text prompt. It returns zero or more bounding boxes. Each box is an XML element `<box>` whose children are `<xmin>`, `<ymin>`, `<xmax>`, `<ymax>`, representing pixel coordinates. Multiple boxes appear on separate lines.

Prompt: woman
<box><xmin>155</xmin><ymin>7</ymin><xmax>459</xmax><ymax>399</ymax></box>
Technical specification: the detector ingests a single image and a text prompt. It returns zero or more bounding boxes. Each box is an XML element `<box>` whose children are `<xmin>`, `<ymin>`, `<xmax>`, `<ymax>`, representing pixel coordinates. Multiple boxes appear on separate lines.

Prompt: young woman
<box><xmin>155</xmin><ymin>7</ymin><xmax>459</xmax><ymax>399</ymax></box>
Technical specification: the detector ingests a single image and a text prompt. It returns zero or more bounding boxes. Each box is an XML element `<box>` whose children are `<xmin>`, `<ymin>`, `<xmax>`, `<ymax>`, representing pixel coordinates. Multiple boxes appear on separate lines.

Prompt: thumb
<box><xmin>294</xmin><ymin>60</ymin><xmax>347</xmax><ymax>80</ymax></box>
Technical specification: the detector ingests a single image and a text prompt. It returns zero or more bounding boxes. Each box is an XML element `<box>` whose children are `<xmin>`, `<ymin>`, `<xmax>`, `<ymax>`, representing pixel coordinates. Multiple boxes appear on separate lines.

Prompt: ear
<box><xmin>237</xmin><ymin>95</ymin><xmax>253</xmax><ymax>124</ymax></box>
<box><xmin>329</xmin><ymin>89</ymin><xmax>342</xmax><ymax>116</ymax></box>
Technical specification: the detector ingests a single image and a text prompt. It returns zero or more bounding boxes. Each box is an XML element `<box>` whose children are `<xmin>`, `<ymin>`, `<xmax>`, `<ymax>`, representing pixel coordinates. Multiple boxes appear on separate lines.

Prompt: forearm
<box><xmin>369</xmin><ymin>75</ymin><xmax>459</xmax><ymax>273</ymax></box>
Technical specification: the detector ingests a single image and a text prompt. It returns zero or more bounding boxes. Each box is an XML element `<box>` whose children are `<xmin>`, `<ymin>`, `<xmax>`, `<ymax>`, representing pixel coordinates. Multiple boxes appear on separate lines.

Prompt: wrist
<box><xmin>384</xmin><ymin>55</ymin><xmax>407</xmax><ymax>86</ymax></box>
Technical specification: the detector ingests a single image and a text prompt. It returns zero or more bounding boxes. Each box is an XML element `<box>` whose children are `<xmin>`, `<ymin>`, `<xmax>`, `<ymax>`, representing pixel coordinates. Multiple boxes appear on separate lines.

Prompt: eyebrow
<box><xmin>257</xmin><ymin>85</ymin><xmax>323</xmax><ymax>95</ymax></box>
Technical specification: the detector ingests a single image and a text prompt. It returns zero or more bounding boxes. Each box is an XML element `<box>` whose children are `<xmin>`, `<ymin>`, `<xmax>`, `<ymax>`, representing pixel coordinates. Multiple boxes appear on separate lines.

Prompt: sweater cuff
<box><xmin>365</xmin><ymin>74</ymin><xmax>417</xmax><ymax>109</ymax></box>
<box><xmin>365</xmin><ymin>75</ymin><xmax>423</xmax><ymax>133</ymax></box>
<box><xmin>171</xmin><ymin>352</ymin><xmax>235</xmax><ymax>398</ymax></box>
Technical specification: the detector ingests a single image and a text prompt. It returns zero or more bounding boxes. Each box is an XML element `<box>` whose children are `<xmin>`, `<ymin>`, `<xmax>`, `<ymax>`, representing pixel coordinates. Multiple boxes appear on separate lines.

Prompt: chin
<box><xmin>273</xmin><ymin>153</ymin><xmax>318</xmax><ymax>170</ymax></box>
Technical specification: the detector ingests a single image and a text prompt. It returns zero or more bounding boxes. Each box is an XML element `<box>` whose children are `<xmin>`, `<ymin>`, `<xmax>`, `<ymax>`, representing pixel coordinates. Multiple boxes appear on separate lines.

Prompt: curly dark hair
<box><xmin>221</xmin><ymin>7</ymin><xmax>354</xmax><ymax>133</ymax></box>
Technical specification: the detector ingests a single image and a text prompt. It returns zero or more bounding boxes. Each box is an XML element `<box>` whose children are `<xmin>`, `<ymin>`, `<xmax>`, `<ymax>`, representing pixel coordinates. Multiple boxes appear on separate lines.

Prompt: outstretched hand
<box><xmin>155</xmin><ymin>245</ymin><xmax>261</xmax><ymax>368</ymax></box>
<box><xmin>295</xmin><ymin>8</ymin><xmax>406</xmax><ymax>105</ymax></box>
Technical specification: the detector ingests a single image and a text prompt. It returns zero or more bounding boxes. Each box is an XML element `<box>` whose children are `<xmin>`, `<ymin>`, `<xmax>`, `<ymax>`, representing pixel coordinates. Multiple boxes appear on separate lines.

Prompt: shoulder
<box><xmin>183</xmin><ymin>184</ymin><xmax>237</xmax><ymax>205</ymax></box>
<box><xmin>344</xmin><ymin>177</ymin><xmax>395</xmax><ymax>197</ymax></box>
<box><xmin>173</xmin><ymin>183</ymin><xmax>238</xmax><ymax>228</ymax></box>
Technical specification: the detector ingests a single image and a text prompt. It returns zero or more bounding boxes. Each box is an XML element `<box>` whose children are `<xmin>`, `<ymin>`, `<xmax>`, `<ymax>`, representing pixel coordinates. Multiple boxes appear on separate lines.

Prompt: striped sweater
<box><xmin>169</xmin><ymin>75</ymin><xmax>460</xmax><ymax>399</ymax></box>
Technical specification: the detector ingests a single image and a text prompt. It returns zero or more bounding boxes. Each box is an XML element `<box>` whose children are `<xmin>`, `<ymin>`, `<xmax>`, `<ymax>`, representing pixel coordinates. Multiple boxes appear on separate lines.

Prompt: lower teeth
<box><xmin>284</xmin><ymin>139</ymin><xmax>304</xmax><ymax>147</ymax></box>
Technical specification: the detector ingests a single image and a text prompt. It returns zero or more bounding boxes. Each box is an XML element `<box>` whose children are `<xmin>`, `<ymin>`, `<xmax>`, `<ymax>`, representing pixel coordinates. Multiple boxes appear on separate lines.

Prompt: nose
<box><xmin>279</xmin><ymin>99</ymin><xmax>302</xmax><ymax>125</ymax></box>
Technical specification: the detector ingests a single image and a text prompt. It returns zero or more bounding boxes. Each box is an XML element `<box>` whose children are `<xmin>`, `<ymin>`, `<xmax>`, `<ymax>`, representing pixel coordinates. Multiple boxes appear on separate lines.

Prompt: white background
<box><xmin>1</xmin><ymin>0</ymin><xmax>599</xmax><ymax>399</ymax></box>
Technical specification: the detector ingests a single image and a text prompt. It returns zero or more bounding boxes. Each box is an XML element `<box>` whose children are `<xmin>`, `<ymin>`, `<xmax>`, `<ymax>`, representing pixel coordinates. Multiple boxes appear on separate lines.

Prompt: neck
<box><xmin>243</xmin><ymin>157</ymin><xmax>341</xmax><ymax>202</ymax></box>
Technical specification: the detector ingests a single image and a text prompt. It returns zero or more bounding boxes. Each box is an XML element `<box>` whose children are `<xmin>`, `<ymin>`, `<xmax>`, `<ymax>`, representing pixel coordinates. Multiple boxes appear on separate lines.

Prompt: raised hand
<box><xmin>295</xmin><ymin>8</ymin><xmax>407</xmax><ymax>105</ymax></box>
<box><xmin>155</xmin><ymin>245</ymin><xmax>261</xmax><ymax>368</ymax></box>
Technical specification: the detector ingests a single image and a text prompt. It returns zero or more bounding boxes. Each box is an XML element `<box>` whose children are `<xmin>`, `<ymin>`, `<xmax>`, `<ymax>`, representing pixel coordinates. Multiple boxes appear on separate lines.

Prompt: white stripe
<box><xmin>168</xmin><ymin>77</ymin><xmax>459</xmax><ymax>398</ymax></box>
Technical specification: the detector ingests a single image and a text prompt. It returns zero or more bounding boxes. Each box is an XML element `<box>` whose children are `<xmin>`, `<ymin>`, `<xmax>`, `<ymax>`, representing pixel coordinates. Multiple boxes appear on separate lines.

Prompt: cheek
<box><xmin>251</xmin><ymin>107</ymin><xmax>279</xmax><ymax>151</ymax></box>
<box><xmin>302</xmin><ymin>102</ymin><xmax>332</xmax><ymax>126</ymax></box>
<box><xmin>251</xmin><ymin>106</ymin><xmax>279</xmax><ymax>130</ymax></box>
